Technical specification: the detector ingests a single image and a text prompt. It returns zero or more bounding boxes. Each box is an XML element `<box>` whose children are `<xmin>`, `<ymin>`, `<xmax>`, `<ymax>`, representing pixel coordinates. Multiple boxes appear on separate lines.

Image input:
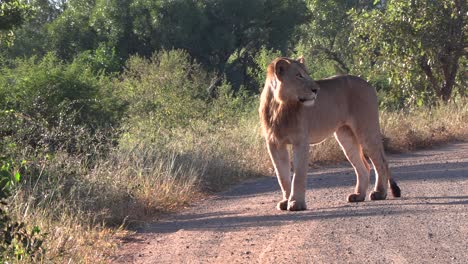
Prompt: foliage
<box><xmin>350</xmin><ymin>0</ymin><xmax>467</xmax><ymax>104</ymax></box>
<box><xmin>1</xmin><ymin>158</ymin><xmax>44</xmax><ymax>262</ymax></box>
<box><xmin>0</xmin><ymin>0</ymin><xmax>32</xmax><ymax>45</ymax></box>
<box><xmin>298</xmin><ymin>0</ymin><xmax>376</xmax><ymax>74</ymax></box>
<box><xmin>119</xmin><ymin>50</ymin><xmax>210</xmax><ymax>133</ymax></box>
<box><xmin>0</xmin><ymin>53</ymin><xmax>125</xmax><ymax>151</ymax></box>
<box><xmin>4</xmin><ymin>0</ymin><xmax>309</xmax><ymax>90</ymax></box>
<box><xmin>46</xmin><ymin>0</ymin><xmax>96</xmax><ymax>61</ymax></box>
<box><xmin>247</xmin><ymin>47</ymin><xmax>282</xmax><ymax>91</ymax></box>
<box><xmin>4</xmin><ymin>0</ymin><xmax>62</xmax><ymax>58</ymax></box>
<box><xmin>74</xmin><ymin>43</ymin><xmax>122</xmax><ymax>74</ymax></box>
<box><xmin>118</xmin><ymin>49</ymin><xmax>257</xmax><ymax>149</ymax></box>
<box><xmin>89</xmin><ymin>0</ymin><xmax>308</xmax><ymax>70</ymax></box>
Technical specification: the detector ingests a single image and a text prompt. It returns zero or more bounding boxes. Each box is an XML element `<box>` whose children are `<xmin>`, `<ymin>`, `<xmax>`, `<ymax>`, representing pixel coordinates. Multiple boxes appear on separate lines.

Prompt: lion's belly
<box><xmin>305</xmin><ymin>105</ymin><xmax>345</xmax><ymax>145</ymax></box>
<box><xmin>308</xmin><ymin>124</ymin><xmax>341</xmax><ymax>145</ymax></box>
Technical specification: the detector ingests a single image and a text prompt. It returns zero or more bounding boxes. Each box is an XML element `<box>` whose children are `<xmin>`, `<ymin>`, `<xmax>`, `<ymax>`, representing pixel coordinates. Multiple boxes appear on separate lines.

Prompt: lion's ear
<box><xmin>274</xmin><ymin>59</ymin><xmax>290</xmax><ymax>81</ymax></box>
<box><xmin>297</xmin><ymin>56</ymin><xmax>305</xmax><ymax>64</ymax></box>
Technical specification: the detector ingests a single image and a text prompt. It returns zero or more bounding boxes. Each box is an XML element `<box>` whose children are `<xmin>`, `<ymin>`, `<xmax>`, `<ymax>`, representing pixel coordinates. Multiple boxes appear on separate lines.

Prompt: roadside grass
<box><xmin>5</xmin><ymin>99</ymin><xmax>467</xmax><ymax>262</ymax></box>
<box><xmin>381</xmin><ymin>100</ymin><xmax>468</xmax><ymax>152</ymax></box>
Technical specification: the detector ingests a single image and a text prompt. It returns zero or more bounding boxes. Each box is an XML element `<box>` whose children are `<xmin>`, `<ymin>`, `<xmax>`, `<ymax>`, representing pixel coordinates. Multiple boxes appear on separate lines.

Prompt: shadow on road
<box><xmin>136</xmin><ymin>158</ymin><xmax>468</xmax><ymax>235</ymax></box>
<box><xmin>221</xmin><ymin>161</ymin><xmax>468</xmax><ymax>198</ymax></box>
<box><xmin>140</xmin><ymin>205</ymin><xmax>424</xmax><ymax>234</ymax></box>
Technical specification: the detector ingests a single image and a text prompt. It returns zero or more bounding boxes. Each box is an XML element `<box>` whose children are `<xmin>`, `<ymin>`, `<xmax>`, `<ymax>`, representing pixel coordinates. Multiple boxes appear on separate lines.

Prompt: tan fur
<box><xmin>259</xmin><ymin>57</ymin><xmax>401</xmax><ymax>211</ymax></box>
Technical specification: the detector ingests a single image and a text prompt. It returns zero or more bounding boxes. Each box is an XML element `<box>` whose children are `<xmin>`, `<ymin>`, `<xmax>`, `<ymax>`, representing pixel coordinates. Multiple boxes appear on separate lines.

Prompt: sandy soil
<box><xmin>114</xmin><ymin>142</ymin><xmax>468</xmax><ymax>264</ymax></box>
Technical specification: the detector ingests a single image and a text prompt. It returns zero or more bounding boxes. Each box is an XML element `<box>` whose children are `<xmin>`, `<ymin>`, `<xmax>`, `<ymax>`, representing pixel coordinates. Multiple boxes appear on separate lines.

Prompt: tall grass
<box><xmin>7</xmin><ymin>109</ymin><xmax>269</xmax><ymax>262</ymax></box>
<box><xmin>381</xmin><ymin>100</ymin><xmax>468</xmax><ymax>152</ymax></box>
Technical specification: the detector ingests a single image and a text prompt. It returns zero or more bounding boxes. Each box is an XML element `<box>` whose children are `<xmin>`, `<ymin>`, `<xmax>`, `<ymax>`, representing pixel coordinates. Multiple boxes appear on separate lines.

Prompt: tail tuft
<box><xmin>390</xmin><ymin>179</ymin><xmax>401</xmax><ymax>198</ymax></box>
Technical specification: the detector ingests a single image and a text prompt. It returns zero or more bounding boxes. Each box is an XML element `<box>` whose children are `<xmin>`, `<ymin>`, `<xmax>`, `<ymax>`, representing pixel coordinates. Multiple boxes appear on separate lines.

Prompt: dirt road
<box><xmin>115</xmin><ymin>142</ymin><xmax>468</xmax><ymax>264</ymax></box>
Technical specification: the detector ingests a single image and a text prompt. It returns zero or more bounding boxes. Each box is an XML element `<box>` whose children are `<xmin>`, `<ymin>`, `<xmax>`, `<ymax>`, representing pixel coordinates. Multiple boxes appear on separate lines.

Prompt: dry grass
<box><xmin>8</xmin><ymin>110</ymin><xmax>268</xmax><ymax>262</ymax></box>
<box><xmin>8</xmin><ymin>100</ymin><xmax>467</xmax><ymax>262</ymax></box>
<box><xmin>380</xmin><ymin>100</ymin><xmax>468</xmax><ymax>152</ymax></box>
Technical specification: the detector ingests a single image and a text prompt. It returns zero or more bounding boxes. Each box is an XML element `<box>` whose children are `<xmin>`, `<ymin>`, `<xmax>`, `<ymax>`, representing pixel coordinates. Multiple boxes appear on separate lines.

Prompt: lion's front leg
<box><xmin>267</xmin><ymin>142</ymin><xmax>291</xmax><ymax>210</ymax></box>
<box><xmin>288</xmin><ymin>143</ymin><xmax>309</xmax><ymax>211</ymax></box>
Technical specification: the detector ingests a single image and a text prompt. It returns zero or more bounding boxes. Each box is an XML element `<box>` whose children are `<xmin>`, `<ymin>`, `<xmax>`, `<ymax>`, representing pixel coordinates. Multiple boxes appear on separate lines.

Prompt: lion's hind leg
<box><xmin>334</xmin><ymin>126</ymin><xmax>370</xmax><ymax>202</ymax></box>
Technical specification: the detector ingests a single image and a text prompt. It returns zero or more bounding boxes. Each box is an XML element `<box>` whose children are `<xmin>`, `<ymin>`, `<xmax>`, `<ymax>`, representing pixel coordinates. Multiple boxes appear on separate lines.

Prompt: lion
<box><xmin>259</xmin><ymin>57</ymin><xmax>401</xmax><ymax>211</ymax></box>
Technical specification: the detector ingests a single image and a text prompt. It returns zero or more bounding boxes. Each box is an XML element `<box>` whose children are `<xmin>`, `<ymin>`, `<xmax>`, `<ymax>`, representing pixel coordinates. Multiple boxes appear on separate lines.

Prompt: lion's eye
<box><xmin>296</xmin><ymin>73</ymin><xmax>303</xmax><ymax>79</ymax></box>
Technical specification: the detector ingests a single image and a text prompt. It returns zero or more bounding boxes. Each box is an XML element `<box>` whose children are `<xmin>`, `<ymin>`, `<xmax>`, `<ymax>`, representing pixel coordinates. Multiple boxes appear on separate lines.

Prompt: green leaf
<box><xmin>32</xmin><ymin>226</ymin><xmax>41</xmax><ymax>234</ymax></box>
<box><xmin>14</xmin><ymin>171</ymin><xmax>21</xmax><ymax>182</ymax></box>
<box><xmin>417</xmin><ymin>99</ymin><xmax>423</xmax><ymax>107</ymax></box>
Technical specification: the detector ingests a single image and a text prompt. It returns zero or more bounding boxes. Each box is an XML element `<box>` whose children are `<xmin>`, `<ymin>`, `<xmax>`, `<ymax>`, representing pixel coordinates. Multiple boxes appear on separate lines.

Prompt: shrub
<box><xmin>0</xmin><ymin>53</ymin><xmax>125</xmax><ymax>154</ymax></box>
<box><xmin>1</xmin><ymin>158</ymin><xmax>44</xmax><ymax>262</ymax></box>
<box><xmin>247</xmin><ymin>47</ymin><xmax>282</xmax><ymax>92</ymax></box>
<box><xmin>117</xmin><ymin>50</ymin><xmax>212</xmax><ymax>137</ymax></box>
<box><xmin>0</xmin><ymin>53</ymin><xmax>123</xmax><ymax>128</ymax></box>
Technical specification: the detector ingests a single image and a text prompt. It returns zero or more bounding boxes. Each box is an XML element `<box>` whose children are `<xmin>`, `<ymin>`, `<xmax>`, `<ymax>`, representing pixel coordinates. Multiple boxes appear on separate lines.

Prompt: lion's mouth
<box><xmin>299</xmin><ymin>95</ymin><xmax>317</xmax><ymax>106</ymax></box>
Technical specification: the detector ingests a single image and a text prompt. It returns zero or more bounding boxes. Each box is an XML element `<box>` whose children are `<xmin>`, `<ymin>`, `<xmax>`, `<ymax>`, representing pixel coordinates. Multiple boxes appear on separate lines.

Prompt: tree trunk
<box><xmin>418</xmin><ymin>56</ymin><xmax>442</xmax><ymax>97</ymax></box>
<box><xmin>439</xmin><ymin>0</ymin><xmax>466</xmax><ymax>102</ymax></box>
<box><xmin>440</xmin><ymin>60</ymin><xmax>459</xmax><ymax>102</ymax></box>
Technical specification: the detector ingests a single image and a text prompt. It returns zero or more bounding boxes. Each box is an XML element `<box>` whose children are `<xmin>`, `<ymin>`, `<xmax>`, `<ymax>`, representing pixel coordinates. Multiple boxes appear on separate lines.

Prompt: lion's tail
<box><xmin>378</xmin><ymin>148</ymin><xmax>401</xmax><ymax>198</ymax></box>
<box><xmin>380</xmin><ymin>148</ymin><xmax>401</xmax><ymax>198</ymax></box>
<box><xmin>366</xmin><ymin>148</ymin><xmax>401</xmax><ymax>198</ymax></box>
<box><xmin>389</xmin><ymin>178</ymin><xmax>401</xmax><ymax>198</ymax></box>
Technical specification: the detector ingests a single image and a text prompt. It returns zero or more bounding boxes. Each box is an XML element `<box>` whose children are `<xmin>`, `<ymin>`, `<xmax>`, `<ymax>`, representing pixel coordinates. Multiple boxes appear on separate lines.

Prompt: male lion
<box><xmin>259</xmin><ymin>57</ymin><xmax>401</xmax><ymax>211</ymax></box>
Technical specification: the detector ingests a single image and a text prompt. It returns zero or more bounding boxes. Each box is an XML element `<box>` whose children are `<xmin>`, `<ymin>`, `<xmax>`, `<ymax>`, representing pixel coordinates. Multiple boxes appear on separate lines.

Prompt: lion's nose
<box><xmin>311</xmin><ymin>87</ymin><xmax>319</xmax><ymax>94</ymax></box>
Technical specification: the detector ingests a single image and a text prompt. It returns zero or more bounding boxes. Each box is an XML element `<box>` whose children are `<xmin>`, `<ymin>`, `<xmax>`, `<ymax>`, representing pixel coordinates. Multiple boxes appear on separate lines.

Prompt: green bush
<box><xmin>74</xmin><ymin>43</ymin><xmax>122</xmax><ymax>74</ymax></box>
<box><xmin>0</xmin><ymin>53</ymin><xmax>125</xmax><ymax>154</ymax></box>
<box><xmin>118</xmin><ymin>49</ymin><xmax>257</xmax><ymax>148</ymax></box>
<box><xmin>1</xmin><ymin>157</ymin><xmax>44</xmax><ymax>262</ymax></box>
<box><xmin>247</xmin><ymin>47</ymin><xmax>282</xmax><ymax>92</ymax></box>
<box><xmin>119</xmin><ymin>50</ymin><xmax>210</xmax><ymax>129</ymax></box>
<box><xmin>0</xmin><ymin>53</ymin><xmax>123</xmax><ymax>128</ymax></box>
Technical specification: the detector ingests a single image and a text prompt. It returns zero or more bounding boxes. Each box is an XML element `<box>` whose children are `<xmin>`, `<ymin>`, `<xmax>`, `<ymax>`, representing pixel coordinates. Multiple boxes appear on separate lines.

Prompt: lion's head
<box><xmin>259</xmin><ymin>57</ymin><xmax>320</xmax><ymax>143</ymax></box>
<box><xmin>266</xmin><ymin>57</ymin><xmax>319</xmax><ymax>106</ymax></box>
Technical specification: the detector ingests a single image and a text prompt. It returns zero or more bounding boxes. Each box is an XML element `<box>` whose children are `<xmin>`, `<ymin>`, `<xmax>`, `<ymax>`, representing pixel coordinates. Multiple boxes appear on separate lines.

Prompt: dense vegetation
<box><xmin>0</xmin><ymin>0</ymin><xmax>466</xmax><ymax>262</ymax></box>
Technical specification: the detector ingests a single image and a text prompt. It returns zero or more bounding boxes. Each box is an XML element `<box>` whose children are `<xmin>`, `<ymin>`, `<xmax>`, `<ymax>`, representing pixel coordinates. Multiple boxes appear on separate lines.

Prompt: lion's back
<box><xmin>316</xmin><ymin>75</ymin><xmax>378</xmax><ymax>107</ymax></box>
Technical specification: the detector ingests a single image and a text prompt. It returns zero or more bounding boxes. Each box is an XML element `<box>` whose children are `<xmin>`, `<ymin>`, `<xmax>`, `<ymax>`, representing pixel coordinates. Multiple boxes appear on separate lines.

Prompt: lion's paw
<box><xmin>287</xmin><ymin>200</ymin><xmax>307</xmax><ymax>211</ymax></box>
<box><xmin>276</xmin><ymin>199</ymin><xmax>288</xmax><ymax>211</ymax></box>
<box><xmin>369</xmin><ymin>191</ymin><xmax>387</xmax><ymax>200</ymax></box>
<box><xmin>347</xmin><ymin>193</ymin><xmax>365</xmax><ymax>203</ymax></box>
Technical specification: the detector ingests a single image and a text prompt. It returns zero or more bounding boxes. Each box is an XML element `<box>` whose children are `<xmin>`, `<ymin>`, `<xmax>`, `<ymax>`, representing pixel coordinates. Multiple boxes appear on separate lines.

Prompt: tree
<box><xmin>0</xmin><ymin>0</ymin><xmax>31</xmax><ymax>45</ymax></box>
<box><xmin>298</xmin><ymin>0</ymin><xmax>376</xmax><ymax>74</ymax></box>
<box><xmin>140</xmin><ymin>0</ymin><xmax>309</xmax><ymax>74</ymax></box>
<box><xmin>46</xmin><ymin>0</ymin><xmax>97</xmax><ymax>61</ymax></box>
<box><xmin>21</xmin><ymin>0</ymin><xmax>308</xmax><ymax>88</ymax></box>
<box><xmin>5</xmin><ymin>0</ymin><xmax>62</xmax><ymax>58</ymax></box>
<box><xmin>351</xmin><ymin>0</ymin><xmax>467</xmax><ymax>103</ymax></box>
<box><xmin>0</xmin><ymin>0</ymin><xmax>29</xmax><ymax>30</ymax></box>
